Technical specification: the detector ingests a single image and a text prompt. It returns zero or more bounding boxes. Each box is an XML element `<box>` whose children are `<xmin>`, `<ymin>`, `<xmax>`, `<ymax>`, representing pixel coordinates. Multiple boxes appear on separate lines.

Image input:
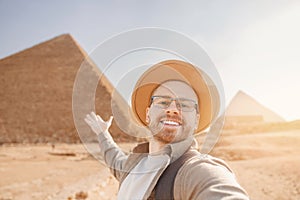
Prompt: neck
<box><xmin>149</xmin><ymin>138</ymin><xmax>168</xmax><ymax>154</ymax></box>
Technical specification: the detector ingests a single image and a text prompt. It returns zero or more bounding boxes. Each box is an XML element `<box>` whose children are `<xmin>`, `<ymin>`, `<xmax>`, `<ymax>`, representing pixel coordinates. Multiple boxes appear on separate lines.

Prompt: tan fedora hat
<box><xmin>131</xmin><ymin>59</ymin><xmax>215</xmax><ymax>133</ymax></box>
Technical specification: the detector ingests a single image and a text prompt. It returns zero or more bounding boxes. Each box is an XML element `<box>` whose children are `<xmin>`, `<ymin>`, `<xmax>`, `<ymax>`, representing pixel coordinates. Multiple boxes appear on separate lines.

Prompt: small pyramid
<box><xmin>0</xmin><ymin>34</ymin><xmax>137</xmax><ymax>143</ymax></box>
<box><xmin>226</xmin><ymin>91</ymin><xmax>285</xmax><ymax>124</ymax></box>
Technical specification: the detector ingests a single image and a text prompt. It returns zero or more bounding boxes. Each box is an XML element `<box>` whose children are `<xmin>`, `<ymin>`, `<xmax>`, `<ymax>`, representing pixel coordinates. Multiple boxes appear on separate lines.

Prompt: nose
<box><xmin>165</xmin><ymin>100</ymin><xmax>180</xmax><ymax>115</ymax></box>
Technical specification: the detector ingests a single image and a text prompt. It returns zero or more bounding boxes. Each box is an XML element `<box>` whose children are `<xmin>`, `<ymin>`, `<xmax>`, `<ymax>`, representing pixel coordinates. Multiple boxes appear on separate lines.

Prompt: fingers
<box><xmin>86</xmin><ymin>112</ymin><xmax>100</xmax><ymax>123</ymax></box>
<box><xmin>84</xmin><ymin>117</ymin><xmax>92</xmax><ymax>125</ymax></box>
<box><xmin>91</xmin><ymin>111</ymin><xmax>98</xmax><ymax>121</ymax></box>
<box><xmin>84</xmin><ymin>112</ymin><xmax>114</xmax><ymax>135</ymax></box>
<box><xmin>85</xmin><ymin>112</ymin><xmax>112</xmax><ymax>124</ymax></box>
<box><xmin>107</xmin><ymin>116</ymin><xmax>113</xmax><ymax>127</ymax></box>
<box><xmin>85</xmin><ymin>115</ymin><xmax>92</xmax><ymax>123</ymax></box>
<box><xmin>84</xmin><ymin>113</ymin><xmax>94</xmax><ymax>125</ymax></box>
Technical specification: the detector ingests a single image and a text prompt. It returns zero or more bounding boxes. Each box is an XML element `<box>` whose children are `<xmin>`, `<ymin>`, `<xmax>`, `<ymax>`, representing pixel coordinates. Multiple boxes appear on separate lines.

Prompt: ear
<box><xmin>145</xmin><ymin>107</ymin><xmax>150</xmax><ymax>123</ymax></box>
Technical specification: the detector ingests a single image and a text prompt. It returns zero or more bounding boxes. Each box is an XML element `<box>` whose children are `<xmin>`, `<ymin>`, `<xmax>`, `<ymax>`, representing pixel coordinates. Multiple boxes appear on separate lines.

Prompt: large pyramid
<box><xmin>0</xmin><ymin>34</ymin><xmax>138</xmax><ymax>143</ymax></box>
<box><xmin>225</xmin><ymin>91</ymin><xmax>285</xmax><ymax>125</ymax></box>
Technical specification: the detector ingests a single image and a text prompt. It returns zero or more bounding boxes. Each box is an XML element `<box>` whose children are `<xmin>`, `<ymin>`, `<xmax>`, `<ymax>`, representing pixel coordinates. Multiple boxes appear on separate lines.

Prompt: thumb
<box><xmin>108</xmin><ymin>116</ymin><xmax>113</xmax><ymax>125</ymax></box>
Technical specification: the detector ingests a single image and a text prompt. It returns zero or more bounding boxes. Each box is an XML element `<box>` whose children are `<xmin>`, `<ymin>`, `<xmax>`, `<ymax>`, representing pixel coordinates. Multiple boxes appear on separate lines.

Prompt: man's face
<box><xmin>146</xmin><ymin>80</ymin><xmax>200</xmax><ymax>144</ymax></box>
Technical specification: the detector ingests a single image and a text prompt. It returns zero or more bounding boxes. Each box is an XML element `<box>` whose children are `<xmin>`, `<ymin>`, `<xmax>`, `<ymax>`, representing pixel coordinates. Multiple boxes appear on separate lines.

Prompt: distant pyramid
<box><xmin>225</xmin><ymin>91</ymin><xmax>285</xmax><ymax>124</ymax></box>
<box><xmin>0</xmin><ymin>34</ymin><xmax>137</xmax><ymax>143</ymax></box>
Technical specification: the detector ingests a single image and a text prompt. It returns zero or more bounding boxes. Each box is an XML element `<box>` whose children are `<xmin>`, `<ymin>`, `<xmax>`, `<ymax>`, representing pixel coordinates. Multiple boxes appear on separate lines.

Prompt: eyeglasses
<box><xmin>150</xmin><ymin>95</ymin><xmax>198</xmax><ymax>112</ymax></box>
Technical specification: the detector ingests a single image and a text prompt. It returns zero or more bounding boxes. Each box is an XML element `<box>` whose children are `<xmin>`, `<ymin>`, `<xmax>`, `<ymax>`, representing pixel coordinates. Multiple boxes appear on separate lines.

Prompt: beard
<box><xmin>148</xmin><ymin>115</ymin><xmax>193</xmax><ymax>144</ymax></box>
<box><xmin>153</xmin><ymin>127</ymin><xmax>178</xmax><ymax>144</ymax></box>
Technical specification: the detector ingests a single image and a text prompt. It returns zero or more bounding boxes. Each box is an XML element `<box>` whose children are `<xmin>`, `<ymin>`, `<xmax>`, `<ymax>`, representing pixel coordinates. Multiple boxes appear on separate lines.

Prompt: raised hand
<box><xmin>84</xmin><ymin>111</ymin><xmax>113</xmax><ymax>135</ymax></box>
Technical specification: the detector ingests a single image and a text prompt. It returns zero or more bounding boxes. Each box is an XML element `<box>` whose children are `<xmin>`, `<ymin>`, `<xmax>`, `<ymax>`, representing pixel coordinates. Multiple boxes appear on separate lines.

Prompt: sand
<box><xmin>1</xmin><ymin>130</ymin><xmax>300</xmax><ymax>200</ymax></box>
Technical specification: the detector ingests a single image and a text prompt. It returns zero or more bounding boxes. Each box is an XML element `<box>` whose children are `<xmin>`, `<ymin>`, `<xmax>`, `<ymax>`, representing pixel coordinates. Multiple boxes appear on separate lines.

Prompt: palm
<box><xmin>84</xmin><ymin>112</ymin><xmax>113</xmax><ymax>135</ymax></box>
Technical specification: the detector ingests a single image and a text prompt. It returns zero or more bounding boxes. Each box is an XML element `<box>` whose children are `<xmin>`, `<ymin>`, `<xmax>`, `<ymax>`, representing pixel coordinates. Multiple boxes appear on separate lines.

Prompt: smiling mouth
<box><xmin>160</xmin><ymin>120</ymin><xmax>181</xmax><ymax>126</ymax></box>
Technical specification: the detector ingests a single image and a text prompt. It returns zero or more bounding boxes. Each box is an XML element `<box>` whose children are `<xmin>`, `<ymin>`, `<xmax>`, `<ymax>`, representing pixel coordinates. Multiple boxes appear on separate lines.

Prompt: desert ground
<box><xmin>1</xmin><ymin>129</ymin><xmax>300</xmax><ymax>200</ymax></box>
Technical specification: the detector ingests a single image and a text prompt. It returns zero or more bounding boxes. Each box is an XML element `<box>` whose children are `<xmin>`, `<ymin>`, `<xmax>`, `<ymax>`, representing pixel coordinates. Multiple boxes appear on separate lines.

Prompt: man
<box><xmin>85</xmin><ymin>60</ymin><xmax>249</xmax><ymax>199</ymax></box>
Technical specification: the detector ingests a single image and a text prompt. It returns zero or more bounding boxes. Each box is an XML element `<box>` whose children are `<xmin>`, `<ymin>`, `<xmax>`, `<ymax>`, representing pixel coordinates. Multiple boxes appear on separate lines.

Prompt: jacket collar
<box><xmin>132</xmin><ymin>136</ymin><xmax>197</xmax><ymax>162</ymax></box>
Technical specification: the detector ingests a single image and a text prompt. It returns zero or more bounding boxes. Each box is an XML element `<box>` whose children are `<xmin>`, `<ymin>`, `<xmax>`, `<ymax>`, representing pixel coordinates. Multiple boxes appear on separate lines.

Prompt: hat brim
<box><xmin>131</xmin><ymin>60</ymin><xmax>215</xmax><ymax>133</ymax></box>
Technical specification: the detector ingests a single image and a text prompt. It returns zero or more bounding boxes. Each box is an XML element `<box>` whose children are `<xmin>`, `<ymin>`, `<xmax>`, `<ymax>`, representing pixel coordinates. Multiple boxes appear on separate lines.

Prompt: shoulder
<box><xmin>178</xmin><ymin>153</ymin><xmax>235</xmax><ymax>183</ymax></box>
<box><xmin>191</xmin><ymin>153</ymin><xmax>233</xmax><ymax>172</ymax></box>
<box><xmin>174</xmin><ymin>154</ymin><xmax>249</xmax><ymax>199</ymax></box>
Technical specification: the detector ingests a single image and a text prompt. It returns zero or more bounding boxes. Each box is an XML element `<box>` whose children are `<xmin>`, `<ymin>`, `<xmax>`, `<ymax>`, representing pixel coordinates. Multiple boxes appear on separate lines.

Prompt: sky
<box><xmin>1</xmin><ymin>0</ymin><xmax>299</xmax><ymax>121</ymax></box>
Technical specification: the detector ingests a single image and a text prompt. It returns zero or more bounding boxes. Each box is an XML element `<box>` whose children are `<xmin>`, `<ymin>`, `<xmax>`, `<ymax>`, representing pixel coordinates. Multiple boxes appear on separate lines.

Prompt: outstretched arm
<box><xmin>85</xmin><ymin>112</ymin><xmax>128</xmax><ymax>180</ymax></box>
<box><xmin>175</xmin><ymin>155</ymin><xmax>249</xmax><ymax>200</ymax></box>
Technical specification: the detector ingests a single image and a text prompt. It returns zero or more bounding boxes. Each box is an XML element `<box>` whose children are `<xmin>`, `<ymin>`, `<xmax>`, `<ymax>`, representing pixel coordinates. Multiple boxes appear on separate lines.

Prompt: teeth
<box><xmin>162</xmin><ymin>120</ymin><xmax>180</xmax><ymax>126</ymax></box>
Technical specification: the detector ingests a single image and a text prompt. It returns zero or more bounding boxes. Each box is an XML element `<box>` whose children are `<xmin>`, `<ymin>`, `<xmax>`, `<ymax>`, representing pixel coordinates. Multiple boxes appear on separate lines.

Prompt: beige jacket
<box><xmin>98</xmin><ymin>131</ymin><xmax>249</xmax><ymax>199</ymax></box>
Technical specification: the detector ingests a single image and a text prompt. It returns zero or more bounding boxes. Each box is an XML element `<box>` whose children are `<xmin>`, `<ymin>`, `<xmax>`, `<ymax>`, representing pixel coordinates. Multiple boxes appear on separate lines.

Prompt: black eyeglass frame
<box><xmin>150</xmin><ymin>95</ymin><xmax>199</xmax><ymax>113</ymax></box>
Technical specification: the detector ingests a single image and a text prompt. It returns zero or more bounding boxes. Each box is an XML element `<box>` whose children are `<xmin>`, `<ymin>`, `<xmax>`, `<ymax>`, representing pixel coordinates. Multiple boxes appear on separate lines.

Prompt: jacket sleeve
<box><xmin>98</xmin><ymin>130</ymin><xmax>128</xmax><ymax>181</ymax></box>
<box><xmin>174</xmin><ymin>155</ymin><xmax>250</xmax><ymax>200</ymax></box>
